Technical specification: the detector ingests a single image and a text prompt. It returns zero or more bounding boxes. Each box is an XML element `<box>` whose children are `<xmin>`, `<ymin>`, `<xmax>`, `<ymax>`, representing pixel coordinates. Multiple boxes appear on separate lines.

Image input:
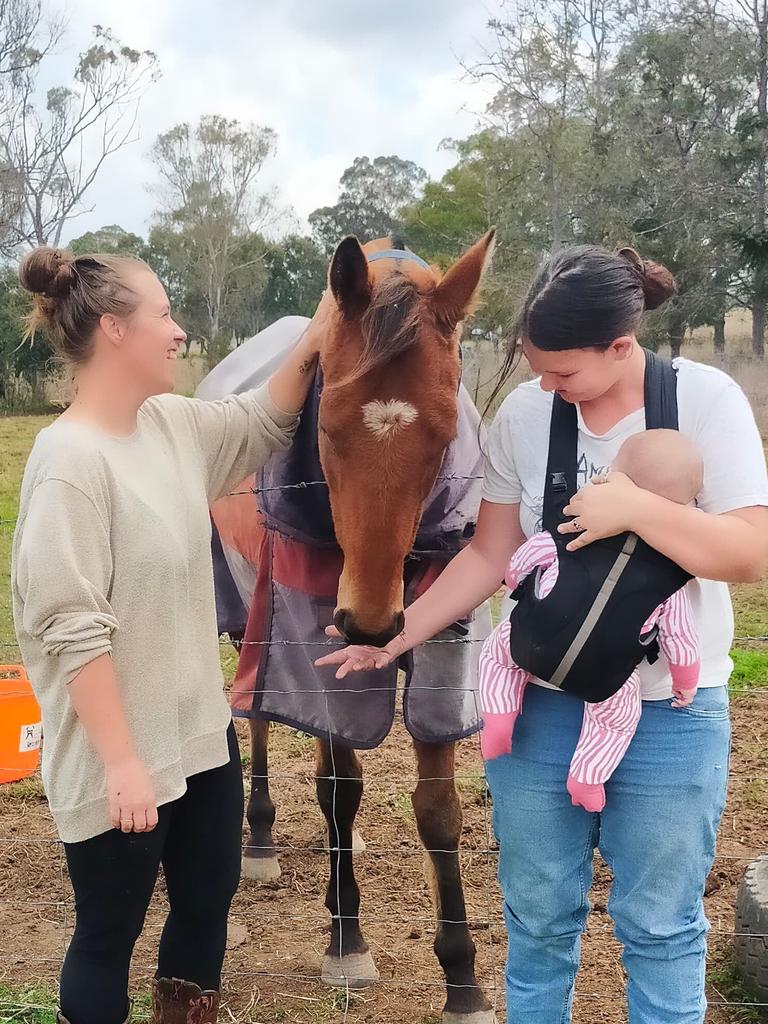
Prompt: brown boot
<box><xmin>151</xmin><ymin>978</ymin><xmax>220</xmax><ymax>1024</ymax></box>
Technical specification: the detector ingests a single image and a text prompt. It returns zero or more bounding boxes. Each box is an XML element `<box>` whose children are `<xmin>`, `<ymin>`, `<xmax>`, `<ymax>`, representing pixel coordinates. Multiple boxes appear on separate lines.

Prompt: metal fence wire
<box><xmin>1</xmin><ymin>475</ymin><xmax>767</xmax><ymax>1021</ymax></box>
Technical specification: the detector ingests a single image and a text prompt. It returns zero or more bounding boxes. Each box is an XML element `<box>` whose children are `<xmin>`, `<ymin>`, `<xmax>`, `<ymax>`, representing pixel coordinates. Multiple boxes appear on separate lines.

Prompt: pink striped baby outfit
<box><xmin>479</xmin><ymin>532</ymin><xmax>700</xmax><ymax>812</ymax></box>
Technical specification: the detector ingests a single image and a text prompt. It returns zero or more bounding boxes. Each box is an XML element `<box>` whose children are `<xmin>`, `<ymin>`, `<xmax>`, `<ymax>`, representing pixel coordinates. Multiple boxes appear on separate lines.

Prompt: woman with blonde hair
<box><xmin>12</xmin><ymin>246</ymin><xmax>328</xmax><ymax>1024</ymax></box>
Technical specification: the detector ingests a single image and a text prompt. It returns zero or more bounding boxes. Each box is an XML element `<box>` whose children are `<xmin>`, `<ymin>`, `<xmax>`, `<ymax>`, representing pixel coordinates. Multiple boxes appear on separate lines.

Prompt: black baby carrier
<box><xmin>507</xmin><ymin>350</ymin><xmax>693</xmax><ymax>703</ymax></box>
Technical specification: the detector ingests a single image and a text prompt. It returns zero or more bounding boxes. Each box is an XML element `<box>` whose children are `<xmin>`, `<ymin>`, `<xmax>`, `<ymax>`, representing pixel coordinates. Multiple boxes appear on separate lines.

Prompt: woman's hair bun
<box><xmin>617</xmin><ymin>246</ymin><xmax>677</xmax><ymax>311</ymax></box>
<box><xmin>19</xmin><ymin>247</ymin><xmax>78</xmax><ymax>300</ymax></box>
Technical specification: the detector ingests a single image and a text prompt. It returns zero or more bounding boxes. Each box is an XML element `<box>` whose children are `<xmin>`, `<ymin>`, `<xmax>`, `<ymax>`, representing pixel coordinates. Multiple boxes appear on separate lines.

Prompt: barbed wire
<box><xmin>4</xmin><ymin>902</ymin><xmax>768</xmax><ymax>944</ymax></box>
<box><xmin>0</xmin><ymin>472</ymin><xmax>486</xmax><ymax>530</ymax></box>
<box><xmin>3</xmin><ymin>471</ymin><xmax>768</xmax><ymax>1019</ymax></box>
<box><xmin>2</xmin><ymin>634</ymin><xmax>767</xmax><ymax>651</ymax></box>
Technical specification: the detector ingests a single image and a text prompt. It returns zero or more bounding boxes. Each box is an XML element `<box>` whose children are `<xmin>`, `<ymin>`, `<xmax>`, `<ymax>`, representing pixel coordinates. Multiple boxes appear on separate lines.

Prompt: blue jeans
<box><xmin>485</xmin><ymin>684</ymin><xmax>730</xmax><ymax>1024</ymax></box>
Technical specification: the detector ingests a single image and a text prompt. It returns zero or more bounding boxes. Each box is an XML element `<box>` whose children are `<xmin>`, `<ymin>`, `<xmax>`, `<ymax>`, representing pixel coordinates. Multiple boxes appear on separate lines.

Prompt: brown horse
<box><xmin>238</xmin><ymin>230</ymin><xmax>497</xmax><ymax>1023</ymax></box>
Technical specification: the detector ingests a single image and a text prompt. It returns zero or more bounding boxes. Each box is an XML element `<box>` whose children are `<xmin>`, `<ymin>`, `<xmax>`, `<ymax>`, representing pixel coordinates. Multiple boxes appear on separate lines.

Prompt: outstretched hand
<box><xmin>314</xmin><ymin>626</ymin><xmax>401</xmax><ymax>679</ymax></box>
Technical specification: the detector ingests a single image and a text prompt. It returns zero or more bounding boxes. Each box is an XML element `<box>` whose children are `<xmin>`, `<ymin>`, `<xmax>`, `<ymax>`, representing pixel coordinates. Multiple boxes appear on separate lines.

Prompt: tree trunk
<box><xmin>547</xmin><ymin>148</ymin><xmax>563</xmax><ymax>253</ymax></box>
<box><xmin>754</xmin><ymin>10</ymin><xmax>768</xmax><ymax>357</ymax></box>
<box><xmin>669</xmin><ymin>318</ymin><xmax>685</xmax><ymax>360</ymax></box>
<box><xmin>713</xmin><ymin>315</ymin><xmax>726</xmax><ymax>358</ymax></box>
<box><xmin>753</xmin><ymin>302</ymin><xmax>766</xmax><ymax>359</ymax></box>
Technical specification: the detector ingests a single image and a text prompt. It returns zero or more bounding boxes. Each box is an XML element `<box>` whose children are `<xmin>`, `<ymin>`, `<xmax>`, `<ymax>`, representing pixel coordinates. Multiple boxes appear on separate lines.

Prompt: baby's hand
<box><xmin>480</xmin><ymin>711</ymin><xmax>516</xmax><ymax>761</ymax></box>
<box><xmin>672</xmin><ymin>686</ymin><xmax>696</xmax><ymax>709</ymax></box>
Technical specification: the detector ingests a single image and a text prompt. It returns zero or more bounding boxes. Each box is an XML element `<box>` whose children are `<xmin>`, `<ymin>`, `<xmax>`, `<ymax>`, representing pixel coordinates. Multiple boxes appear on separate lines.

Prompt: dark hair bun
<box><xmin>617</xmin><ymin>247</ymin><xmax>677</xmax><ymax>311</ymax></box>
<box><xmin>19</xmin><ymin>247</ymin><xmax>77</xmax><ymax>299</ymax></box>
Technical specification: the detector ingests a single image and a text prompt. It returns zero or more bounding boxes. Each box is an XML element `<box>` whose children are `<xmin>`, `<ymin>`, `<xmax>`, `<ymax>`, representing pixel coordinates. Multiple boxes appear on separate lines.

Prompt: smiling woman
<box><xmin>11</xmin><ymin>245</ymin><xmax>330</xmax><ymax>1024</ymax></box>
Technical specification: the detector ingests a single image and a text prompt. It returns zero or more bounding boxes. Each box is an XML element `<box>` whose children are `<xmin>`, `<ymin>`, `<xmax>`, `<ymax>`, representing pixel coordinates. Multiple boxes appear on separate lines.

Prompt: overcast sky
<box><xmin>50</xmin><ymin>0</ymin><xmax>500</xmax><ymax>244</ymax></box>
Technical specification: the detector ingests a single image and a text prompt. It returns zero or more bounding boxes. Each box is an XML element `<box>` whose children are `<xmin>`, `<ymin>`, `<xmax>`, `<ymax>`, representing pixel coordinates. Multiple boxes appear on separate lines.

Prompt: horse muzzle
<box><xmin>333</xmin><ymin>608</ymin><xmax>405</xmax><ymax>649</ymax></box>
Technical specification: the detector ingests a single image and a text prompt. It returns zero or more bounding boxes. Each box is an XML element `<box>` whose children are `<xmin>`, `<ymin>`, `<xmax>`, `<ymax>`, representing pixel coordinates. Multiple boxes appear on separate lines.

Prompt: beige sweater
<box><xmin>12</xmin><ymin>385</ymin><xmax>298</xmax><ymax>843</ymax></box>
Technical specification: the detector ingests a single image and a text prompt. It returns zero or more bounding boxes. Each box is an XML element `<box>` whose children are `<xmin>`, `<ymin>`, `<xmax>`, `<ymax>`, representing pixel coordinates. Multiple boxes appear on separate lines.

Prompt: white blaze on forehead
<box><xmin>362</xmin><ymin>399</ymin><xmax>419</xmax><ymax>439</ymax></box>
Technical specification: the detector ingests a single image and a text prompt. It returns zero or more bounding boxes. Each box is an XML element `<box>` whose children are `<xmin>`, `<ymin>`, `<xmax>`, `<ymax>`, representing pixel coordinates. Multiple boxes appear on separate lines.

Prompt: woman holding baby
<box><xmin>320</xmin><ymin>245</ymin><xmax>768</xmax><ymax>1024</ymax></box>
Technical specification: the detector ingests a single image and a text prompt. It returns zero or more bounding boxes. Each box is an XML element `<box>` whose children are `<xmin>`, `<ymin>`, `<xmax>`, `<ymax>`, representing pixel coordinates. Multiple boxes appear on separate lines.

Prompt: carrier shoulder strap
<box><xmin>643</xmin><ymin>348</ymin><xmax>679</xmax><ymax>431</ymax></box>
<box><xmin>541</xmin><ymin>349</ymin><xmax>679</xmax><ymax>535</ymax></box>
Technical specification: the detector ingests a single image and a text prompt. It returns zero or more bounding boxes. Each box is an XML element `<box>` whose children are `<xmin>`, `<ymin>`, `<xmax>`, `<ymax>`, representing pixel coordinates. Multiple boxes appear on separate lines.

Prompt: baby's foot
<box><xmin>567</xmin><ymin>775</ymin><xmax>605</xmax><ymax>812</ymax></box>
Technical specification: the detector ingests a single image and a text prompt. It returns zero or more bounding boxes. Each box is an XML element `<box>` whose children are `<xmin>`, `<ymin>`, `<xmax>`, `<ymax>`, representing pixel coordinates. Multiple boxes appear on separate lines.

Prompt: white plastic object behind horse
<box><xmin>194</xmin><ymin>316</ymin><xmax>310</xmax><ymax>401</ymax></box>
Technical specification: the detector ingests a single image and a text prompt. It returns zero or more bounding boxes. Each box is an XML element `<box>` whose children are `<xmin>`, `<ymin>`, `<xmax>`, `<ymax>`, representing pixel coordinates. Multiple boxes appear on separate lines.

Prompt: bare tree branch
<box><xmin>0</xmin><ymin>23</ymin><xmax>158</xmax><ymax>254</ymax></box>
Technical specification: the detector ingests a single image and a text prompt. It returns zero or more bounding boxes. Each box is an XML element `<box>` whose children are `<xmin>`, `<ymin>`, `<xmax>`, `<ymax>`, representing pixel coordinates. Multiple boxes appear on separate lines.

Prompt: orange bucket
<box><xmin>0</xmin><ymin>665</ymin><xmax>42</xmax><ymax>784</ymax></box>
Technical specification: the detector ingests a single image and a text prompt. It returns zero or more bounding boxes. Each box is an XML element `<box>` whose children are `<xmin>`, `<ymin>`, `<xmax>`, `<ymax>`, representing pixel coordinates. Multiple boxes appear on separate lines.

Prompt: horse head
<box><xmin>318</xmin><ymin>230</ymin><xmax>496</xmax><ymax>647</ymax></box>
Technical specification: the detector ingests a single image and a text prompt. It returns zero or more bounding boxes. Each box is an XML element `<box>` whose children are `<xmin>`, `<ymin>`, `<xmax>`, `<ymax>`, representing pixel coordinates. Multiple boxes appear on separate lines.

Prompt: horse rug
<box><xmin>197</xmin><ymin>317</ymin><xmax>491</xmax><ymax>749</ymax></box>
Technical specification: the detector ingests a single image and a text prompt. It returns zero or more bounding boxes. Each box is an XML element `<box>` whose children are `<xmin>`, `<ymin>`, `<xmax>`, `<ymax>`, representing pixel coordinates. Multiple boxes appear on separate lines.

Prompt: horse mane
<box><xmin>357</xmin><ymin>273</ymin><xmax>421</xmax><ymax>377</ymax></box>
<box><xmin>325</xmin><ymin>236</ymin><xmax>431</xmax><ymax>391</ymax></box>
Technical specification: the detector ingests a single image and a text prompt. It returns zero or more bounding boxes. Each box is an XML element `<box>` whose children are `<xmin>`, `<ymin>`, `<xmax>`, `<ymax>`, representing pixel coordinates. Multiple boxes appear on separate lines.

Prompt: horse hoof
<box><xmin>321</xmin><ymin>951</ymin><xmax>379</xmax><ymax>989</ymax></box>
<box><xmin>442</xmin><ymin>1012</ymin><xmax>497</xmax><ymax>1024</ymax></box>
<box><xmin>241</xmin><ymin>853</ymin><xmax>281</xmax><ymax>883</ymax></box>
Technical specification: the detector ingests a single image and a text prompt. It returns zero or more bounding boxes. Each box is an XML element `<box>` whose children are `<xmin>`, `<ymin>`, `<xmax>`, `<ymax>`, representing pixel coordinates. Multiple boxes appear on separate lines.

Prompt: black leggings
<box><xmin>60</xmin><ymin>723</ymin><xmax>243</xmax><ymax>1024</ymax></box>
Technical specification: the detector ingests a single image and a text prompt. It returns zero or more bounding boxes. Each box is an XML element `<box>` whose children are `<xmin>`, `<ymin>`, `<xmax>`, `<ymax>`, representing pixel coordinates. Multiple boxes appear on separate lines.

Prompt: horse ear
<box><xmin>432</xmin><ymin>229</ymin><xmax>497</xmax><ymax>333</ymax></box>
<box><xmin>330</xmin><ymin>236</ymin><xmax>372</xmax><ymax>319</ymax></box>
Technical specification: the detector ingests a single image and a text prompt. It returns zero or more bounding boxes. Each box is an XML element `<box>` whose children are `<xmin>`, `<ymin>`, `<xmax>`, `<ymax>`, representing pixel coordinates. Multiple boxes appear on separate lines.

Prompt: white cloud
<box><xmin>54</xmin><ymin>0</ymin><xmax>500</xmax><ymax>243</ymax></box>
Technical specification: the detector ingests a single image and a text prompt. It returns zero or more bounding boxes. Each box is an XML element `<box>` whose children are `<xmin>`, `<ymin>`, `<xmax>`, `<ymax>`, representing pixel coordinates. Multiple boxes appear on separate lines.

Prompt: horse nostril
<box><xmin>333</xmin><ymin>609</ymin><xmax>405</xmax><ymax>648</ymax></box>
<box><xmin>333</xmin><ymin>608</ymin><xmax>352</xmax><ymax>640</ymax></box>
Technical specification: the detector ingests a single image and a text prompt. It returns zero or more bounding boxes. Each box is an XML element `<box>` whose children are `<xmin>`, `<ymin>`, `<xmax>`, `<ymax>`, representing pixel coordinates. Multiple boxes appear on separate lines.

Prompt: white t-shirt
<box><xmin>482</xmin><ymin>358</ymin><xmax>768</xmax><ymax>699</ymax></box>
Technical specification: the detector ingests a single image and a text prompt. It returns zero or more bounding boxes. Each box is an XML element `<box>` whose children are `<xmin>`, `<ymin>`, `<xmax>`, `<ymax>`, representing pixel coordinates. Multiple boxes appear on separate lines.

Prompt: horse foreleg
<box><xmin>242</xmin><ymin>717</ymin><xmax>281</xmax><ymax>883</ymax></box>
<box><xmin>412</xmin><ymin>740</ymin><xmax>494</xmax><ymax>1024</ymax></box>
<box><xmin>316</xmin><ymin>738</ymin><xmax>379</xmax><ymax>989</ymax></box>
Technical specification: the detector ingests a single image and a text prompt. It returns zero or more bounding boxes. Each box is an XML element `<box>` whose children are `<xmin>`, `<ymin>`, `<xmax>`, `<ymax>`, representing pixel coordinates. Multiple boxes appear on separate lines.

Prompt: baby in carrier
<box><xmin>479</xmin><ymin>430</ymin><xmax>703</xmax><ymax>812</ymax></box>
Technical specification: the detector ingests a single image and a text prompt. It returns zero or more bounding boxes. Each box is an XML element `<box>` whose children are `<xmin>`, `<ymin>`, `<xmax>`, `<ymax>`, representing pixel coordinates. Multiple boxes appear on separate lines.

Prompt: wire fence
<box><xmin>2</xmin><ymin>473</ymin><xmax>768</xmax><ymax>1022</ymax></box>
<box><xmin>1</xmin><ymin>674</ymin><xmax>767</xmax><ymax>1022</ymax></box>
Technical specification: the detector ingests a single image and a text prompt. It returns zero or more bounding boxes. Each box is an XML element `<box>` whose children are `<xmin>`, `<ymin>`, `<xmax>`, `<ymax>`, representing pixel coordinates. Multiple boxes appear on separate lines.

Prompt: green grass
<box><xmin>732</xmin><ymin>580</ymin><xmax>768</xmax><ymax>642</ymax></box>
<box><xmin>390</xmin><ymin>791</ymin><xmax>414</xmax><ymax>820</ymax></box>
<box><xmin>0</xmin><ymin>983</ymin><xmax>58</xmax><ymax>1024</ymax></box>
<box><xmin>457</xmin><ymin>774</ymin><xmax>490</xmax><ymax>806</ymax></box>
<box><xmin>0</xmin><ymin>985</ymin><xmax>365</xmax><ymax>1024</ymax></box>
<box><xmin>0</xmin><ymin>776</ymin><xmax>46</xmax><ymax>806</ymax></box>
<box><xmin>730</xmin><ymin>650</ymin><xmax>768</xmax><ymax>692</ymax></box>
<box><xmin>1</xmin><ymin>416</ymin><xmax>54</xmax><ymax>666</ymax></box>
<box><xmin>0</xmin><ymin>985</ymin><xmax>158</xmax><ymax>1024</ymax></box>
<box><xmin>283</xmin><ymin>729</ymin><xmax>317</xmax><ymax>758</ymax></box>
<box><xmin>708</xmin><ymin>956</ymin><xmax>768</xmax><ymax>1022</ymax></box>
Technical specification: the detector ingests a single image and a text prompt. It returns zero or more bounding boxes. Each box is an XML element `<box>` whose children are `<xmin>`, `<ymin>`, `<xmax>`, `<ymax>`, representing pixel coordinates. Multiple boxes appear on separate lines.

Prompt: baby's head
<box><xmin>612</xmin><ymin>430</ymin><xmax>703</xmax><ymax>504</ymax></box>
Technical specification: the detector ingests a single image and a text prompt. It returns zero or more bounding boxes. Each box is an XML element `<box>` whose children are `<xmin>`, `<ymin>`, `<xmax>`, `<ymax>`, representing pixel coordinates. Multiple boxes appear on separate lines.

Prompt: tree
<box><xmin>150</xmin><ymin>115</ymin><xmax>277</xmax><ymax>352</ymax></box>
<box><xmin>67</xmin><ymin>224</ymin><xmax>147</xmax><ymax>257</ymax></box>
<box><xmin>402</xmin><ymin>132</ymin><xmax>544</xmax><ymax>332</ymax></box>
<box><xmin>0</xmin><ymin>0</ymin><xmax>61</xmax><ymax>250</ymax></box>
<box><xmin>469</xmin><ymin>0</ymin><xmax>625</xmax><ymax>253</ymax></box>
<box><xmin>591</xmin><ymin>12</ymin><xmax>753</xmax><ymax>355</ymax></box>
<box><xmin>309</xmin><ymin>155</ymin><xmax>427</xmax><ymax>252</ymax></box>
<box><xmin>730</xmin><ymin>0</ymin><xmax>768</xmax><ymax>355</ymax></box>
<box><xmin>0</xmin><ymin>24</ymin><xmax>158</xmax><ymax>252</ymax></box>
<box><xmin>0</xmin><ymin>0</ymin><xmax>59</xmax><ymax>79</ymax></box>
<box><xmin>260</xmin><ymin>235</ymin><xmax>326</xmax><ymax>324</ymax></box>
<box><xmin>403</xmin><ymin>160</ymin><xmax>492</xmax><ymax>266</ymax></box>
<box><xmin>0</xmin><ymin>266</ymin><xmax>51</xmax><ymax>409</ymax></box>
<box><xmin>453</xmin><ymin>0</ymin><xmax>753</xmax><ymax>355</ymax></box>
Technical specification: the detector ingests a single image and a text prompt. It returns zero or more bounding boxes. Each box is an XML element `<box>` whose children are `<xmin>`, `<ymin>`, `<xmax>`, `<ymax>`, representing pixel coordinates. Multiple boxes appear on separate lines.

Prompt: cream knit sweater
<box><xmin>12</xmin><ymin>385</ymin><xmax>297</xmax><ymax>842</ymax></box>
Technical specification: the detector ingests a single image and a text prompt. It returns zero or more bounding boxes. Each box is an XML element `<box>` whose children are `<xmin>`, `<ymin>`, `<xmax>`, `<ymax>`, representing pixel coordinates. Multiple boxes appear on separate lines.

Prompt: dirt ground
<box><xmin>1</xmin><ymin>691</ymin><xmax>767</xmax><ymax>1024</ymax></box>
